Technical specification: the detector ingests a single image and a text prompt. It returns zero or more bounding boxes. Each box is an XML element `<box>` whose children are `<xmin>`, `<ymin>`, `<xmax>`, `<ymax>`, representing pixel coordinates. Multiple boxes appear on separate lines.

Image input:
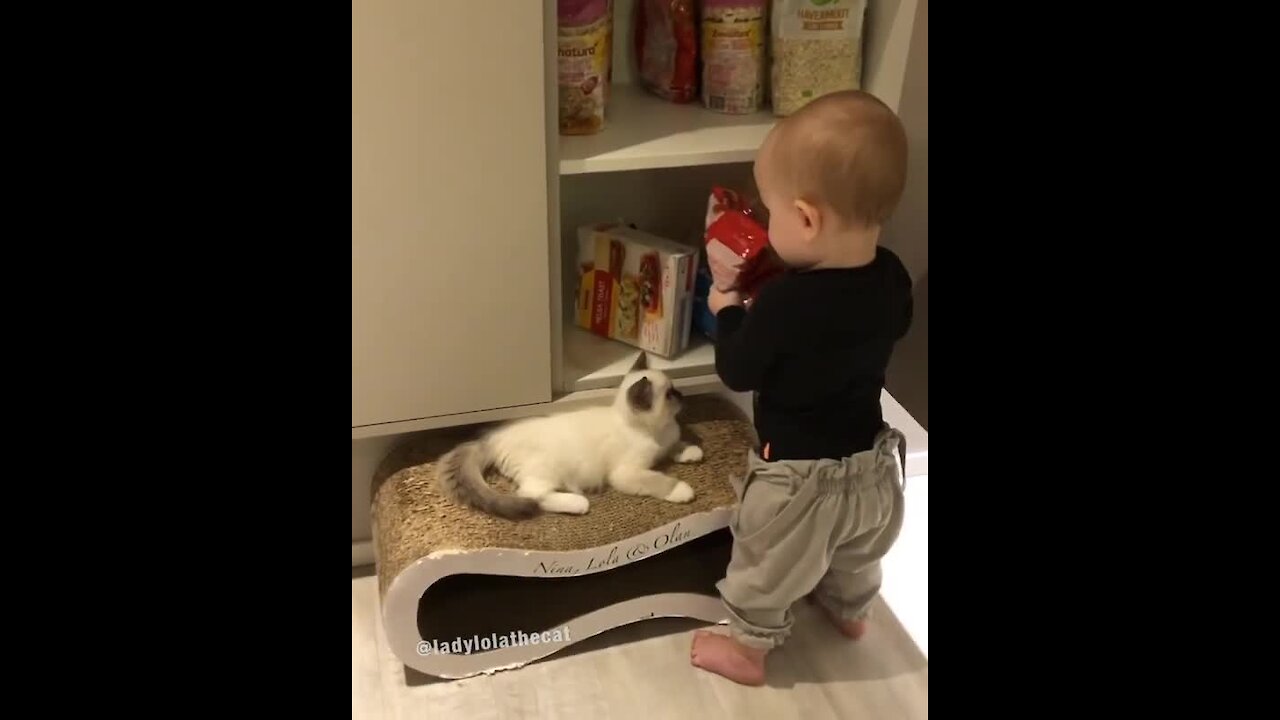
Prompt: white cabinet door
<box><xmin>352</xmin><ymin>0</ymin><xmax>552</xmax><ymax>427</ymax></box>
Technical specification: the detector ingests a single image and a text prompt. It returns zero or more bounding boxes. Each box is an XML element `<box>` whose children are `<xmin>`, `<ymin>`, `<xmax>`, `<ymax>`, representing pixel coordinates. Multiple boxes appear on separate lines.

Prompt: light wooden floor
<box><xmin>353</xmin><ymin>568</ymin><xmax>927</xmax><ymax>719</ymax></box>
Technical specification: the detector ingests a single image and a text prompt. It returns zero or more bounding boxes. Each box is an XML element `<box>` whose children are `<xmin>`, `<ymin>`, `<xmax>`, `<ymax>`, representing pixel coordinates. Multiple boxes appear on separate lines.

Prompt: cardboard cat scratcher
<box><xmin>371</xmin><ymin>395</ymin><xmax>753</xmax><ymax>679</ymax></box>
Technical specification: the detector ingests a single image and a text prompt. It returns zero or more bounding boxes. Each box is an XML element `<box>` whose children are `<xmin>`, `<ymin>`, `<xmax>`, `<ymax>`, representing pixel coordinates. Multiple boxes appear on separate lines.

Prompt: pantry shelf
<box><xmin>558</xmin><ymin>84</ymin><xmax>776</xmax><ymax>175</ymax></box>
<box><xmin>644</xmin><ymin>335</ymin><xmax>716</xmax><ymax>379</ymax></box>
<box><xmin>563</xmin><ymin>326</ymin><xmax>644</xmax><ymax>392</ymax></box>
<box><xmin>562</xmin><ymin>326</ymin><xmax>718</xmax><ymax>393</ymax></box>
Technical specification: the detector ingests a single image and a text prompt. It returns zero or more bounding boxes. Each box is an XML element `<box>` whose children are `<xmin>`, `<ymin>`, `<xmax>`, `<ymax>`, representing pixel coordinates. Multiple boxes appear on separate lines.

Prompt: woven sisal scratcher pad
<box><xmin>371</xmin><ymin>394</ymin><xmax>755</xmax><ymax>598</ymax></box>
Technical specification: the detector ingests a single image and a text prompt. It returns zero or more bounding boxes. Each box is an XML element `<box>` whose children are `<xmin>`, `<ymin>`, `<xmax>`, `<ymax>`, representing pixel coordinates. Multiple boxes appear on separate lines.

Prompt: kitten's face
<box><xmin>622</xmin><ymin>371</ymin><xmax>683</xmax><ymax>421</ymax></box>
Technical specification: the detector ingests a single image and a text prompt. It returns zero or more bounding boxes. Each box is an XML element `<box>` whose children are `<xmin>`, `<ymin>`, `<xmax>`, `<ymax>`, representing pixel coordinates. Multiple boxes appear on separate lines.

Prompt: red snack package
<box><xmin>635</xmin><ymin>0</ymin><xmax>698</xmax><ymax>103</ymax></box>
<box><xmin>703</xmin><ymin>186</ymin><xmax>784</xmax><ymax>300</ymax></box>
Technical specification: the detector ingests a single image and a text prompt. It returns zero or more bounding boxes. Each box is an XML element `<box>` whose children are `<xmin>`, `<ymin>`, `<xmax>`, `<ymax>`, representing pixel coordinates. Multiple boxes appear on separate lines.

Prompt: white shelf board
<box><xmin>562</xmin><ymin>324</ymin><xmax>720</xmax><ymax>392</ymax></box>
<box><xmin>553</xmin><ymin>371</ymin><xmax>727</xmax><ymax>408</ymax></box>
<box><xmin>563</xmin><ymin>326</ymin><xmax>644</xmax><ymax>392</ymax></box>
<box><xmin>558</xmin><ymin>84</ymin><xmax>776</xmax><ymax>175</ymax></box>
<box><xmin>644</xmin><ymin>335</ymin><xmax>716</xmax><ymax>379</ymax></box>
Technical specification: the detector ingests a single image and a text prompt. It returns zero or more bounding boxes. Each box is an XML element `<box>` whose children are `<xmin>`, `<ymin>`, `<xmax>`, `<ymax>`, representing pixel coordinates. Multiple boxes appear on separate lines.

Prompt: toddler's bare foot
<box><xmin>690</xmin><ymin>630</ymin><xmax>767</xmax><ymax>686</ymax></box>
<box><xmin>809</xmin><ymin>594</ymin><xmax>868</xmax><ymax>640</ymax></box>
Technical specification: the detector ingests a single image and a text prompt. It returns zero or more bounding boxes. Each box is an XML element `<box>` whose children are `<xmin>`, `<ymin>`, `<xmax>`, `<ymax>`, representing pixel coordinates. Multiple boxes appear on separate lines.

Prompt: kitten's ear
<box><xmin>626</xmin><ymin>376</ymin><xmax>654</xmax><ymax>412</ymax></box>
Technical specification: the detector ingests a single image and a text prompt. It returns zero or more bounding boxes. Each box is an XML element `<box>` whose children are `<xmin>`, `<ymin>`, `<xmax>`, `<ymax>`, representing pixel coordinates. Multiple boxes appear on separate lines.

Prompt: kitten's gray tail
<box><xmin>436</xmin><ymin>441</ymin><xmax>540</xmax><ymax>520</ymax></box>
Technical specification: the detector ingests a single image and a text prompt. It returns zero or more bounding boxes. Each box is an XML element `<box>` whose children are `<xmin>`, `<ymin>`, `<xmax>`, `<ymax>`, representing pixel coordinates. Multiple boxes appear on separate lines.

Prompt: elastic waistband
<box><xmin>748</xmin><ymin>425</ymin><xmax>907</xmax><ymax>493</ymax></box>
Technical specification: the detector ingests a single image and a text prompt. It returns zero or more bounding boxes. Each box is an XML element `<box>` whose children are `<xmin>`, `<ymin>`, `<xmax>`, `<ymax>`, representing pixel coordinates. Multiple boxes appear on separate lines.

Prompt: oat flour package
<box><xmin>770</xmin><ymin>0</ymin><xmax>867</xmax><ymax>116</ymax></box>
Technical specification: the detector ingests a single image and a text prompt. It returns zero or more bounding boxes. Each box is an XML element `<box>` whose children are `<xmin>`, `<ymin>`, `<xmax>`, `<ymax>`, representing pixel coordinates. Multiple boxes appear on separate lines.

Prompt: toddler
<box><xmin>690</xmin><ymin>90</ymin><xmax>914</xmax><ymax>686</ymax></box>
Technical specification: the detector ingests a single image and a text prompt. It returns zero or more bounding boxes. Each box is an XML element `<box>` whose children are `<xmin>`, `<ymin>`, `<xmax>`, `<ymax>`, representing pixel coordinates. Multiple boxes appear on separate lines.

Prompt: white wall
<box><xmin>881</xmin><ymin>0</ymin><xmax>927</xmax><ymax>428</ymax></box>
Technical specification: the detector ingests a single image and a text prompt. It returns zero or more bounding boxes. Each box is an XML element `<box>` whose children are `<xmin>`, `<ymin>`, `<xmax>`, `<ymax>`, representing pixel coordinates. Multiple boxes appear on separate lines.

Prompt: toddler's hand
<box><xmin>706</xmin><ymin>247</ymin><xmax>740</xmax><ymax>291</ymax></box>
<box><xmin>708</xmin><ymin>286</ymin><xmax>744</xmax><ymax>315</ymax></box>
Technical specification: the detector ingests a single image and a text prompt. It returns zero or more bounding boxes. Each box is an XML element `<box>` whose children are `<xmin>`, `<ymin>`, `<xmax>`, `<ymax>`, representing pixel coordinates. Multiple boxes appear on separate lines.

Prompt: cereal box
<box><xmin>575</xmin><ymin>223</ymin><xmax>696</xmax><ymax>357</ymax></box>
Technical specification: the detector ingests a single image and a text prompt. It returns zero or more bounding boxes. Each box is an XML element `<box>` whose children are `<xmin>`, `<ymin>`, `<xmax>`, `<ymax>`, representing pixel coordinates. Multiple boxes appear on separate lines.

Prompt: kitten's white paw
<box><xmin>542</xmin><ymin>493</ymin><xmax>590</xmax><ymax>515</ymax></box>
<box><xmin>664</xmin><ymin>481</ymin><xmax>695</xmax><ymax>503</ymax></box>
<box><xmin>675</xmin><ymin>445</ymin><xmax>704</xmax><ymax>463</ymax></box>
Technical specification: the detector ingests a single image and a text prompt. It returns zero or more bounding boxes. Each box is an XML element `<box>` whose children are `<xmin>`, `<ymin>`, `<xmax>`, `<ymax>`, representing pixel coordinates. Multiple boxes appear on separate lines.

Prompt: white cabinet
<box><xmin>352</xmin><ymin>0</ymin><xmax>924</xmax><ymax>436</ymax></box>
<box><xmin>351</xmin><ymin>0</ymin><xmax>554</xmax><ymax>428</ymax></box>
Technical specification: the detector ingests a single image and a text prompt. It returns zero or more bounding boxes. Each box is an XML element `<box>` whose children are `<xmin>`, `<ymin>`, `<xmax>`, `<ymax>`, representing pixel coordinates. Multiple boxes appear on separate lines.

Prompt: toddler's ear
<box><xmin>795</xmin><ymin>199</ymin><xmax>822</xmax><ymax>242</ymax></box>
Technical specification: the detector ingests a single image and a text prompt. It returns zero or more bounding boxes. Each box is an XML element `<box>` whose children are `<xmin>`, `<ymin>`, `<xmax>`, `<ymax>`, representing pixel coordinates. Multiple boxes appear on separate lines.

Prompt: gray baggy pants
<box><xmin>715</xmin><ymin>426</ymin><xmax>907</xmax><ymax>649</ymax></box>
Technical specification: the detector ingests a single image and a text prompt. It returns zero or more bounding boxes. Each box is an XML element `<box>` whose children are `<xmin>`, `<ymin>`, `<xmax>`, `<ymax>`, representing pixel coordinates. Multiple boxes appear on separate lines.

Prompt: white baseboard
<box><xmin>352</xmin><ymin>540</ymin><xmax>374</xmax><ymax>567</ymax></box>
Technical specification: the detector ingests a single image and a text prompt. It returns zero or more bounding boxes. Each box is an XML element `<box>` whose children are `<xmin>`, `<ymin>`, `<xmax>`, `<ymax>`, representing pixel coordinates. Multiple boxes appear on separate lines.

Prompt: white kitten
<box><xmin>437</xmin><ymin>370</ymin><xmax>704</xmax><ymax>519</ymax></box>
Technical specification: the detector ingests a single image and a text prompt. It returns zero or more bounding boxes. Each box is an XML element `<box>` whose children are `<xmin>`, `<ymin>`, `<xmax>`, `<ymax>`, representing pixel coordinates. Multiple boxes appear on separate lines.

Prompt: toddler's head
<box><xmin>753</xmin><ymin>90</ymin><xmax>908</xmax><ymax>268</ymax></box>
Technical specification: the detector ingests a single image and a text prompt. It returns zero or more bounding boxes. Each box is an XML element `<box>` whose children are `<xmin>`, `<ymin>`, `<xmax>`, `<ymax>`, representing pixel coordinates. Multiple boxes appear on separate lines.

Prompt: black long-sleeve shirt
<box><xmin>714</xmin><ymin>246</ymin><xmax>913</xmax><ymax>461</ymax></box>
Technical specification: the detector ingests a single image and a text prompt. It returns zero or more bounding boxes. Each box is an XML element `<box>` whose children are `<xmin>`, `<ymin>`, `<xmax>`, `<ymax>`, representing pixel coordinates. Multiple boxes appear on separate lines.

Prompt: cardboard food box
<box><xmin>576</xmin><ymin>223</ymin><xmax>696</xmax><ymax>357</ymax></box>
